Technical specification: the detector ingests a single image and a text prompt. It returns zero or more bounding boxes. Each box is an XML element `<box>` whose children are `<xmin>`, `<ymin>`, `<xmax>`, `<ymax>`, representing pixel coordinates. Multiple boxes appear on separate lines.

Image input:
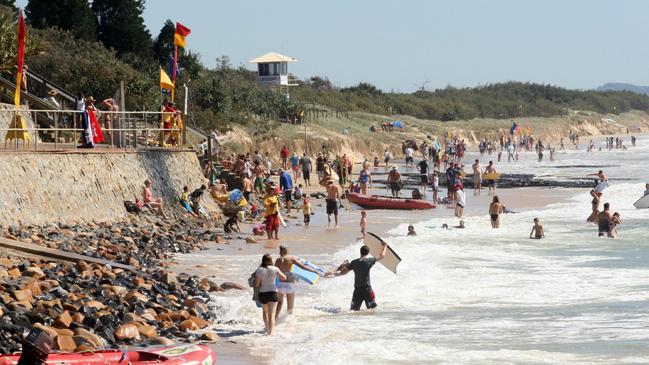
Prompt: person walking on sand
<box><xmin>325</xmin><ymin>179</ymin><xmax>341</xmax><ymax>227</ymax></box>
<box><xmin>302</xmin><ymin>196</ymin><xmax>312</xmax><ymax>226</ymax></box>
<box><xmin>360</xmin><ymin>210</ymin><xmax>368</xmax><ymax>239</ymax></box>
<box><xmin>290</xmin><ymin>152</ymin><xmax>301</xmax><ymax>182</ymax></box>
<box><xmin>328</xmin><ymin>243</ymin><xmax>388</xmax><ymax>311</ymax></box>
<box><xmin>472</xmin><ymin>159</ymin><xmax>483</xmax><ymax>195</ymax></box>
<box><xmin>485</xmin><ymin>161</ymin><xmax>497</xmax><ymax>194</ymax></box>
<box><xmin>489</xmin><ymin>195</ymin><xmax>505</xmax><ymax>229</ymax></box>
<box><xmin>275</xmin><ymin>246</ymin><xmax>319</xmax><ymax>318</ymax></box>
<box><xmin>383</xmin><ymin>148</ymin><xmax>391</xmax><ymax>168</ymax></box>
<box><xmin>142</xmin><ymin>179</ymin><xmax>167</xmax><ymax>218</ymax></box>
<box><xmin>280</xmin><ymin>146</ymin><xmax>290</xmax><ymax>170</ymax></box>
<box><xmin>529</xmin><ymin>218</ymin><xmax>545</xmax><ymax>239</ymax></box>
<box><xmin>279</xmin><ymin>168</ymin><xmax>294</xmax><ymax>213</ymax></box>
<box><xmin>263</xmin><ymin>186</ymin><xmax>281</xmax><ymax>240</ymax></box>
<box><xmin>254</xmin><ymin>254</ymin><xmax>287</xmax><ymax>335</ymax></box>
<box><xmin>299</xmin><ymin>153</ymin><xmax>313</xmax><ymax>186</ymax></box>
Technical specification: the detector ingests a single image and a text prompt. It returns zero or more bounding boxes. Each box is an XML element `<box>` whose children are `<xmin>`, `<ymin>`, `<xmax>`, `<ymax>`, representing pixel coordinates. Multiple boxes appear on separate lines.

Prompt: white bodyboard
<box><xmin>364</xmin><ymin>232</ymin><xmax>401</xmax><ymax>274</ymax></box>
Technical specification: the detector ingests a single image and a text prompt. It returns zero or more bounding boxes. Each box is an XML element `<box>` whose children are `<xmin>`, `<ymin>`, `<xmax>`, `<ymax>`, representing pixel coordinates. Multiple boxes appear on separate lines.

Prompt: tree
<box><xmin>0</xmin><ymin>0</ymin><xmax>15</xmax><ymax>10</ymax></box>
<box><xmin>152</xmin><ymin>19</ymin><xmax>174</xmax><ymax>66</ymax></box>
<box><xmin>25</xmin><ymin>0</ymin><xmax>96</xmax><ymax>41</ymax></box>
<box><xmin>92</xmin><ymin>0</ymin><xmax>152</xmax><ymax>58</ymax></box>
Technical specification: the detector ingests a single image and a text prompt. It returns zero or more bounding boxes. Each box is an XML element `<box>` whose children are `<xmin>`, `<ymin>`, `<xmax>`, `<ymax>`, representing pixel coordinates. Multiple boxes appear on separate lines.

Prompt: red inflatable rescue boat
<box><xmin>347</xmin><ymin>192</ymin><xmax>436</xmax><ymax>210</ymax></box>
<box><xmin>0</xmin><ymin>344</ymin><xmax>216</xmax><ymax>365</ymax></box>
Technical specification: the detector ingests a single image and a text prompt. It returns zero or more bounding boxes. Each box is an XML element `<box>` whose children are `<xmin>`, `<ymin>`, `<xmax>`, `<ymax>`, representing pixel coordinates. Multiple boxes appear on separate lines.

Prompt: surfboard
<box><xmin>482</xmin><ymin>172</ymin><xmax>501</xmax><ymax>180</ymax></box>
<box><xmin>277</xmin><ymin>210</ymin><xmax>287</xmax><ymax>227</ymax></box>
<box><xmin>633</xmin><ymin>194</ymin><xmax>649</xmax><ymax>209</ymax></box>
<box><xmin>290</xmin><ymin>264</ymin><xmax>320</xmax><ymax>285</ymax></box>
<box><xmin>364</xmin><ymin>232</ymin><xmax>401</xmax><ymax>274</ymax></box>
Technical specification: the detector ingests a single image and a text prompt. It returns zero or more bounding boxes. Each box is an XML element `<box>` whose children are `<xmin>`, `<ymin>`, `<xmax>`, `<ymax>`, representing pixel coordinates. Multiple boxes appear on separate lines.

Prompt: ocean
<box><xmin>196</xmin><ymin>135</ymin><xmax>649</xmax><ymax>365</ymax></box>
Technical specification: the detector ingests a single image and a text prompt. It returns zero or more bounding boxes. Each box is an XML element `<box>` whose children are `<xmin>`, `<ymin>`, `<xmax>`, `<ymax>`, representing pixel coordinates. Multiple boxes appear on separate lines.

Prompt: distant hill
<box><xmin>597</xmin><ymin>83</ymin><xmax>649</xmax><ymax>96</ymax></box>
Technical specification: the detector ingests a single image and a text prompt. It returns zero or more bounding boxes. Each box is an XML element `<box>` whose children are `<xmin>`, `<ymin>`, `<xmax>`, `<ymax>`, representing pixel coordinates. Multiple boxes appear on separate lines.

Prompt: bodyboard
<box><xmin>633</xmin><ymin>194</ymin><xmax>649</xmax><ymax>209</ymax></box>
<box><xmin>364</xmin><ymin>232</ymin><xmax>401</xmax><ymax>274</ymax></box>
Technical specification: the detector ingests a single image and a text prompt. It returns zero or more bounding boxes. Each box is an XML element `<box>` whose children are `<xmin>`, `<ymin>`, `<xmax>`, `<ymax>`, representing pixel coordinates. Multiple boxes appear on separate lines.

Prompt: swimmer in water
<box><xmin>529</xmin><ymin>218</ymin><xmax>545</xmax><ymax>239</ymax></box>
<box><xmin>407</xmin><ymin>225</ymin><xmax>416</xmax><ymax>236</ymax></box>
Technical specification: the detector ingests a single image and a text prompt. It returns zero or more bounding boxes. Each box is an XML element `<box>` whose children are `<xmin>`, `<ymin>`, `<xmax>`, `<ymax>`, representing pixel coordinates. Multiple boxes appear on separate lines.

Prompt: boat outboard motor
<box><xmin>18</xmin><ymin>328</ymin><xmax>52</xmax><ymax>365</ymax></box>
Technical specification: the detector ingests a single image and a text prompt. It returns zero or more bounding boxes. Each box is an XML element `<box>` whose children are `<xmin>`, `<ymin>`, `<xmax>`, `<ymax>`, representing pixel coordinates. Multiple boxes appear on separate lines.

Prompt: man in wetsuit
<box><xmin>330</xmin><ymin>243</ymin><xmax>387</xmax><ymax>311</ymax></box>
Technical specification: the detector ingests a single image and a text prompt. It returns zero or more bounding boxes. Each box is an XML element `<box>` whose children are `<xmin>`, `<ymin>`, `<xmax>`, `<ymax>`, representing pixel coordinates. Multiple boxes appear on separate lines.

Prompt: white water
<box><xmin>204</xmin><ymin>136</ymin><xmax>649</xmax><ymax>364</ymax></box>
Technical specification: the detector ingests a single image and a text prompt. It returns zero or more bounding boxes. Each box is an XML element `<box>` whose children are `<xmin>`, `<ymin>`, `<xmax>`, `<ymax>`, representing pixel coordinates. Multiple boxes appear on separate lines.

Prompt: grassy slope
<box><xmin>219</xmin><ymin>109</ymin><xmax>649</xmax><ymax>161</ymax></box>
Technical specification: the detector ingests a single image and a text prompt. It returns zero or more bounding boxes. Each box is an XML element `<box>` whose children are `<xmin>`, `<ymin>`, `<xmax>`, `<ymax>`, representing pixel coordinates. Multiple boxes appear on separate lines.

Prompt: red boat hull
<box><xmin>347</xmin><ymin>192</ymin><xmax>436</xmax><ymax>210</ymax></box>
<box><xmin>0</xmin><ymin>344</ymin><xmax>216</xmax><ymax>365</ymax></box>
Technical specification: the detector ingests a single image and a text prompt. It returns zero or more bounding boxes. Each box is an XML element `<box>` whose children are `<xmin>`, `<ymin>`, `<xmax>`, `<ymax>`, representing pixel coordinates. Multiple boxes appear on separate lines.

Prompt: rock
<box><xmin>54</xmin><ymin>328</ymin><xmax>74</xmax><ymax>337</ymax></box>
<box><xmin>167</xmin><ymin>310</ymin><xmax>190</xmax><ymax>321</ymax></box>
<box><xmin>54</xmin><ymin>336</ymin><xmax>76</xmax><ymax>352</ymax></box>
<box><xmin>53</xmin><ymin>311</ymin><xmax>73</xmax><ymax>328</ymax></box>
<box><xmin>75</xmin><ymin>344</ymin><xmax>96</xmax><ymax>352</ymax></box>
<box><xmin>74</xmin><ymin>328</ymin><xmax>106</xmax><ymax>347</ymax></box>
<box><xmin>126</xmin><ymin>257</ymin><xmax>139</xmax><ymax>268</ymax></box>
<box><xmin>33</xmin><ymin>323</ymin><xmax>59</xmax><ymax>339</ymax></box>
<box><xmin>220</xmin><ymin>282</ymin><xmax>245</xmax><ymax>290</ymax></box>
<box><xmin>6</xmin><ymin>268</ymin><xmax>21</xmax><ymax>278</ymax></box>
<box><xmin>124</xmin><ymin>291</ymin><xmax>148</xmax><ymax>304</ymax></box>
<box><xmin>12</xmin><ymin>289</ymin><xmax>33</xmax><ymax>302</ymax></box>
<box><xmin>110</xmin><ymin>285</ymin><xmax>128</xmax><ymax>296</ymax></box>
<box><xmin>85</xmin><ymin>300</ymin><xmax>106</xmax><ymax>310</ymax></box>
<box><xmin>0</xmin><ymin>258</ymin><xmax>12</xmax><ymax>267</ymax></box>
<box><xmin>114</xmin><ymin>323</ymin><xmax>140</xmax><ymax>341</ymax></box>
<box><xmin>161</xmin><ymin>272</ymin><xmax>177</xmax><ymax>285</ymax></box>
<box><xmin>136</xmin><ymin>324</ymin><xmax>158</xmax><ymax>339</ymax></box>
<box><xmin>179</xmin><ymin>316</ymin><xmax>210</xmax><ymax>331</ymax></box>
<box><xmin>201</xmin><ymin>332</ymin><xmax>218</xmax><ymax>342</ymax></box>
<box><xmin>76</xmin><ymin>260</ymin><xmax>91</xmax><ymax>272</ymax></box>
<box><xmin>22</xmin><ymin>267</ymin><xmax>45</xmax><ymax>279</ymax></box>
<box><xmin>151</xmin><ymin>336</ymin><xmax>175</xmax><ymax>345</ymax></box>
<box><xmin>72</xmin><ymin>313</ymin><xmax>85</xmax><ymax>324</ymax></box>
<box><xmin>245</xmin><ymin>237</ymin><xmax>257</xmax><ymax>244</ymax></box>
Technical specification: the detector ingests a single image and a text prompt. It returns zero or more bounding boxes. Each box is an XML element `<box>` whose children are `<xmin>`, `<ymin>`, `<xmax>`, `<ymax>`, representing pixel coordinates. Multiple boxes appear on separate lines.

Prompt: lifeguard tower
<box><xmin>249</xmin><ymin>52</ymin><xmax>298</xmax><ymax>99</ymax></box>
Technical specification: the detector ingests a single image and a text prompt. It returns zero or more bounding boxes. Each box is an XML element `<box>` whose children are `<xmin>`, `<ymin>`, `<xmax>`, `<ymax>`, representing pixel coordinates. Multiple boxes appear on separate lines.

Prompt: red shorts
<box><xmin>265</xmin><ymin>214</ymin><xmax>279</xmax><ymax>231</ymax></box>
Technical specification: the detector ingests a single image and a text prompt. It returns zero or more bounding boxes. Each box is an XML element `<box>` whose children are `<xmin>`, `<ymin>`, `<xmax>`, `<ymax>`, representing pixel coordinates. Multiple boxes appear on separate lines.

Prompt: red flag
<box><xmin>14</xmin><ymin>9</ymin><xmax>26</xmax><ymax>107</ymax></box>
<box><xmin>174</xmin><ymin>22</ymin><xmax>191</xmax><ymax>48</ymax></box>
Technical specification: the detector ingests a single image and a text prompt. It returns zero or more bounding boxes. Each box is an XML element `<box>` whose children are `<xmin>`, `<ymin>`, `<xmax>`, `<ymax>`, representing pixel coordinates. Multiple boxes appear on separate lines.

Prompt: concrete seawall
<box><xmin>0</xmin><ymin>149</ymin><xmax>218</xmax><ymax>226</ymax></box>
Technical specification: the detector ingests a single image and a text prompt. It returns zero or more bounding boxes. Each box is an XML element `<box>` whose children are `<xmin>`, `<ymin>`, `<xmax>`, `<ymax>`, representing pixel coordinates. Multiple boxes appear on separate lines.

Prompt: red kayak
<box><xmin>347</xmin><ymin>192</ymin><xmax>436</xmax><ymax>210</ymax></box>
<box><xmin>0</xmin><ymin>344</ymin><xmax>216</xmax><ymax>365</ymax></box>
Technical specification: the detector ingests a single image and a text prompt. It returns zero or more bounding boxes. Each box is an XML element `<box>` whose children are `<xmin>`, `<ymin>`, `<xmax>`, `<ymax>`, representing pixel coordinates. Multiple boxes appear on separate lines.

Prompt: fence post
<box><xmin>54</xmin><ymin>111</ymin><xmax>58</xmax><ymax>150</ymax></box>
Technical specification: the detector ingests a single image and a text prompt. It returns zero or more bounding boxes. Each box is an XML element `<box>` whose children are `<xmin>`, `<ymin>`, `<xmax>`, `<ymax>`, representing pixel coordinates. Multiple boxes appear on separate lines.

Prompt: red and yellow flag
<box><xmin>174</xmin><ymin>22</ymin><xmax>191</xmax><ymax>48</ymax></box>
<box><xmin>14</xmin><ymin>9</ymin><xmax>26</xmax><ymax>107</ymax></box>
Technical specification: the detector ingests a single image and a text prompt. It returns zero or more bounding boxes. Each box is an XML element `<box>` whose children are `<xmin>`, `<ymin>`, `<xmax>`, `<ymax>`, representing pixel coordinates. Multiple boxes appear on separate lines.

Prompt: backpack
<box><xmin>248</xmin><ymin>271</ymin><xmax>257</xmax><ymax>287</ymax></box>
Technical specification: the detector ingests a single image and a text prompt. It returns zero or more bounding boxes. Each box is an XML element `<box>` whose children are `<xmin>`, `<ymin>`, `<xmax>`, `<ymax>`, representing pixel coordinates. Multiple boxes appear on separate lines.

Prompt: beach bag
<box><xmin>124</xmin><ymin>200</ymin><xmax>140</xmax><ymax>214</ymax></box>
<box><xmin>248</xmin><ymin>271</ymin><xmax>257</xmax><ymax>287</ymax></box>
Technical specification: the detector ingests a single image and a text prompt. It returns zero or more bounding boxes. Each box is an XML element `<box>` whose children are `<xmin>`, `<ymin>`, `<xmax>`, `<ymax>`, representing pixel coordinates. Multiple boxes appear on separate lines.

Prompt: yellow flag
<box><xmin>160</xmin><ymin>68</ymin><xmax>174</xmax><ymax>91</ymax></box>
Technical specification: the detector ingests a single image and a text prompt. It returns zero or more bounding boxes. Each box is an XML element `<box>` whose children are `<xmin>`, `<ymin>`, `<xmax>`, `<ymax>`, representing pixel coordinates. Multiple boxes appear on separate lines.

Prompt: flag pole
<box><xmin>172</xmin><ymin>45</ymin><xmax>178</xmax><ymax>101</ymax></box>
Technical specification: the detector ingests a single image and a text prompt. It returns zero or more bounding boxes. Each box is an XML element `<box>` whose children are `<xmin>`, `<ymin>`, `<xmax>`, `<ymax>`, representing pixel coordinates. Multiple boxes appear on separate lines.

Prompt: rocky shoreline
<box><xmin>0</xmin><ymin>212</ymin><xmax>239</xmax><ymax>353</ymax></box>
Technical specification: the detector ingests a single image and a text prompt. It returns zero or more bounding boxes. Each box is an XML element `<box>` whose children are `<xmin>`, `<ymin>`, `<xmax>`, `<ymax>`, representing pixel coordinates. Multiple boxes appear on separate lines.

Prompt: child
<box><xmin>360</xmin><ymin>210</ymin><xmax>368</xmax><ymax>238</ymax></box>
<box><xmin>529</xmin><ymin>218</ymin><xmax>545</xmax><ymax>239</ymax></box>
<box><xmin>609</xmin><ymin>212</ymin><xmax>621</xmax><ymax>238</ymax></box>
<box><xmin>250</xmin><ymin>204</ymin><xmax>259</xmax><ymax>219</ymax></box>
<box><xmin>180</xmin><ymin>186</ymin><xmax>197</xmax><ymax>216</ymax></box>
<box><xmin>303</xmin><ymin>196</ymin><xmax>312</xmax><ymax>226</ymax></box>
<box><xmin>431</xmin><ymin>171</ymin><xmax>439</xmax><ymax>203</ymax></box>
<box><xmin>407</xmin><ymin>225</ymin><xmax>416</xmax><ymax>236</ymax></box>
<box><xmin>252</xmin><ymin>223</ymin><xmax>266</xmax><ymax>236</ymax></box>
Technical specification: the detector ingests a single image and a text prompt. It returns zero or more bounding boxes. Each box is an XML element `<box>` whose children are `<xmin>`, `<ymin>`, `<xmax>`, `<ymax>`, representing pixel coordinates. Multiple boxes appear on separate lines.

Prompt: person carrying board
<box><xmin>327</xmin><ymin>243</ymin><xmax>387</xmax><ymax>311</ymax></box>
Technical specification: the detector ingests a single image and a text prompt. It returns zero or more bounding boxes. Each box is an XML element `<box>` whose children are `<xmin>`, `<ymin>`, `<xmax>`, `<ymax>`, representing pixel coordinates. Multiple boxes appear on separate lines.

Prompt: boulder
<box><xmin>151</xmin><ymin>336</ymin><xmax>175</xmax><ymax>346</ymax></box>
<box><xmin>54</xmin><ymin>336</ymin><xmax>76</xmax><ymax>352</ymax></box>
<box><xmin>74</xmin><ymin>328</ymin><xmax>106</xmax><ymax>348</ymax></box>
<box><xmin>201</xmin><ymin>332</ymin><xmax>218</xmax><ymax>342</ymax></box>
<box><xmin>53</xmin><ymin>311</ymin><xmax>73</xmax><ymax>328</ymax></box>
<box><xmin>114</xmin><ymin>323</ymin><xmax>140</xmax><ymax>341</ymax></box>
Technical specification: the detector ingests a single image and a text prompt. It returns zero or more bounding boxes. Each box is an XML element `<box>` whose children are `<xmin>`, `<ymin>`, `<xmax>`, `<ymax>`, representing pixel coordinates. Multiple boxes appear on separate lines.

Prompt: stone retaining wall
<box><xmin>0</xmin><ymin>149</ymin><xmax>218</xmax><ymax>226</ymax></box>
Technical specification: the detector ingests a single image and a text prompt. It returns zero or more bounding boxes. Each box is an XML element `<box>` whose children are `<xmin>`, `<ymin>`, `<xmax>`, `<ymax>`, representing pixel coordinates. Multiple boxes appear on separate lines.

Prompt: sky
<box><xmin>15</xmin><ymin>0</ymin><xmax>649</xmax><ymax>92</ymax></box>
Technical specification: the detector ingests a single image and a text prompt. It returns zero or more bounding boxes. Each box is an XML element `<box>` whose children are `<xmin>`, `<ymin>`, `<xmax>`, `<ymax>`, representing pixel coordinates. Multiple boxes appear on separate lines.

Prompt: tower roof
<box><xmin>249</xmin><ymin>52</ymin><xmax>297</xmax><ymax>63</ymax></box>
